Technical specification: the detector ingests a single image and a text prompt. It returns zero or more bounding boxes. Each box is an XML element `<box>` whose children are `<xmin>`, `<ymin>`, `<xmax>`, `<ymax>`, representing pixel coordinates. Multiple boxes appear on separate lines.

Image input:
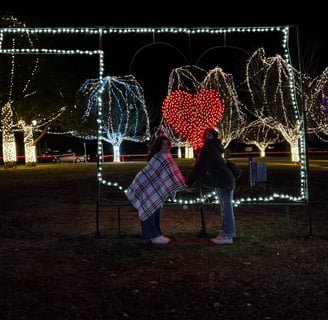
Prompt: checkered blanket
<box><xmin>125</xmin><ymin>152</ymin><xmax>185</xmax><ymax>221</ymax></box>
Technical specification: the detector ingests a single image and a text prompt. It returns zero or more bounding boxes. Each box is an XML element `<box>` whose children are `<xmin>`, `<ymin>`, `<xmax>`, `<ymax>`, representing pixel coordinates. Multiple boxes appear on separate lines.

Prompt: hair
<box><xmin>148</xmin><ymin>135</ymin><xmax>171</xmax><ymax>161</ymax></box>
<box><xmin>204</xmin><ymin>127</ymin><xmax>218</xmax><ymax>139</ymax></box>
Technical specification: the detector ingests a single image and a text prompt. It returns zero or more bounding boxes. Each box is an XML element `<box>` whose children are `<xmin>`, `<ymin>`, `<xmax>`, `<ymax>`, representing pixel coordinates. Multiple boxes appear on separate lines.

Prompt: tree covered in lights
<box><xmin>303</xmin><ymin>67</ymin><xmax>328</xmax><ymax>141</ymax></box>
<box><xmin>0</xmin><ymin>16</ymin><xmax>76</xmax><ymax>168</ymax></box>
<box><xmin>240</xmin><ymin>118</ymin><xmax>283</xmax><ymax>157</ymax></box>
<box><xmin>0</xmin><ymin>15</ymin><xmax>39</xmax><ymax>168</ymax></box>
<box><xmin>203</xmin><ymin>67</ymin><xmax>247</xmax><ymax>148</ymax></box>
<box><xmin>77</xmin><ymin>75</ymin><xmax>150</xmax><ymax>162</ymax></box>
<box><xmin>244</xmin><ymin>48</ymin><xmax>304</xmax><ymax>162</ymax></box>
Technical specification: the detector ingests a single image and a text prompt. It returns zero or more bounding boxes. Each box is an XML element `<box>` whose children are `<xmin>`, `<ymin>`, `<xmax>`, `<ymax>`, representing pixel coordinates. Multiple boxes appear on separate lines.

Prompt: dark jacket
<box><xmin>185</xmin><ymin>139</ymin><xmax>235</xmax><ymax>190</ymax></box>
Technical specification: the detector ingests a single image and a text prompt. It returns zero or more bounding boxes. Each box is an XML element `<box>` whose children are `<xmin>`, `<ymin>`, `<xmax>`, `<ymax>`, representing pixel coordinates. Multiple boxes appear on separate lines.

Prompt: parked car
<box><xmin>39</xmin><ymin>150</ymin><xmax>62</xmax><ymax>163</ymax></box>
<box><xmin>39</xmin><ymin>150</ymin><xmax>88</xmax><ymax>163</ymax></box>
<box><xmin>57</xmin><ymin>153</ymin><xmax>87</xmax><ymax>163</ymax></box>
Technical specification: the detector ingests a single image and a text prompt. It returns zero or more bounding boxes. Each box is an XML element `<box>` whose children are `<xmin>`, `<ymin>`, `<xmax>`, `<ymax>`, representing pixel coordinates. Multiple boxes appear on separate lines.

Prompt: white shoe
<box><xmin>150</xmin><ymin>235</ymin><xmax>170</xmax><ymax>244</ymax></box>
<box><xmin>210</xmin><ymin>235</ymin><xmax>233</xmax><ymax>245</ymax></box>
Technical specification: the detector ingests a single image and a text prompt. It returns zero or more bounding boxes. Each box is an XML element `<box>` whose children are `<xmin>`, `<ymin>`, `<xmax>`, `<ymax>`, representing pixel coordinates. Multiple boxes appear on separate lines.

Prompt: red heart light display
<box><xmin>162</xmin><ymin>89</ymin><xmax>225</xmax><ymax>149</ymax></box>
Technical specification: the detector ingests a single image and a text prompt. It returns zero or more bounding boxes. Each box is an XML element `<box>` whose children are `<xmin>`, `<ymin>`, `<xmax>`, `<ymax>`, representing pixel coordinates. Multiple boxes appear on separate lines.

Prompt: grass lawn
<box><xmin>0</xmin><ymin>157</ymin><xmax>327</xmax><ymax>320</ymax></box>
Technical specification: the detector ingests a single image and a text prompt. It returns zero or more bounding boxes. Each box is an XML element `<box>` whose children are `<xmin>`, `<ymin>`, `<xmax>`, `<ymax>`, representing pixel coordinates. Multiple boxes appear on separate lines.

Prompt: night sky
<box><xmin>2</xmin><ymin>2</ymin><xmax>327</xmax><ymax>70</ymax></box>
<box><xmin>1</xmin><ymin>2</ymin><xmax>326</xmax><ymax>35</ymax></box>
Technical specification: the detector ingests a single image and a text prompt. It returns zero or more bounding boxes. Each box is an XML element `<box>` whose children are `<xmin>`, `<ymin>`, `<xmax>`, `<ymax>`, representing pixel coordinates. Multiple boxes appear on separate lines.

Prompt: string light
<box><xmin>162</xmin><ymin>88</ymin><xmax>225</xmax><ymax>149</ymax></box>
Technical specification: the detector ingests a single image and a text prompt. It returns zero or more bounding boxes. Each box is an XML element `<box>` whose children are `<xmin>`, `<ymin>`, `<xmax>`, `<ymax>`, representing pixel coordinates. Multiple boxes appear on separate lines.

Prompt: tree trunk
<box><xmin>23</xmin><ymin>125</ymin><xmax>37</xmax><ymax>166</ymax></box>
<box><xmin>1</xmin><ymin>102</ymin><xmax>17</xmax><ymax>168</ymax></box>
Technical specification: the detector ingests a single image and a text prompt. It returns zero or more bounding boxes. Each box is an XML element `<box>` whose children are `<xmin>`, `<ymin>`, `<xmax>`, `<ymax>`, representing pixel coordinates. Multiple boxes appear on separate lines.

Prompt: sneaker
<box><xmin>150</xmin><ymin>235</ymin><xmax>170</xmax><ymax>244</ymax></box>
<box><xmin>210</xmin><ymin>235</ymin><xmax>233</xmax><ymax>245</ymax></box>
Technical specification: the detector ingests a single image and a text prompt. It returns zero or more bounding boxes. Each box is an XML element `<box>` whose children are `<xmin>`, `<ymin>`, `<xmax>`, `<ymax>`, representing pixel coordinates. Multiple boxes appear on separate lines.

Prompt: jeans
<box><xmin>140</xmin><ymin>206</ymin><xmax>163</xmax><ymax>239</ymax></box>
<box><xmin>215</xmin><ymin>187</ymin><xmax>236</xmax><ymax>238</ymax></box>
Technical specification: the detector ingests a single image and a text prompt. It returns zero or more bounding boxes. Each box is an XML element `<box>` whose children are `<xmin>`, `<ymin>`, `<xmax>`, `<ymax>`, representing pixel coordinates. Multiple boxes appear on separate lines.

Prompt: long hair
<box><xmin>148</xmin><ymin>135</ymin><xmax>171</xmax><ymax>161</ymax></box>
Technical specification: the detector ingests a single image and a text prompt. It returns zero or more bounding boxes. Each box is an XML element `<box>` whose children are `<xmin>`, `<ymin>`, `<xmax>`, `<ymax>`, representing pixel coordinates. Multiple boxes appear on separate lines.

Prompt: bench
<box><xmin>96</xmin><ymin>190</ymin><xmax>312</xmax><ymax>240</ymax></box>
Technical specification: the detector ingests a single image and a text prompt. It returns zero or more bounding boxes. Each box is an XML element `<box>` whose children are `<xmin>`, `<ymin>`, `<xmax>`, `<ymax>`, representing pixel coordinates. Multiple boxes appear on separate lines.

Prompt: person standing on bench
<box><xmin>185</xmin><ymin>127</ymin><xmax>236</xmax><ymax>245</ymax></box>
<box><xmin>126</xmin><ymin>135</ymin><xmax>186</xmax><ymax>244</ymax></box>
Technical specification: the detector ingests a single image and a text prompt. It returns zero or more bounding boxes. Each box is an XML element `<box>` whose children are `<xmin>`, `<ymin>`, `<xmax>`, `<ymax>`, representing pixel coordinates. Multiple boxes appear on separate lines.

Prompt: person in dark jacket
<box><xmin>185</xmin><ymin>127</ymin><xmax>236</xmax><ymax>244</ymax></box>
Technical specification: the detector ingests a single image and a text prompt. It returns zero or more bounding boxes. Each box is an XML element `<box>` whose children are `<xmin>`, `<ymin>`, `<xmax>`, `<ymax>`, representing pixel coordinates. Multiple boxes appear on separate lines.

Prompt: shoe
<box><xmin>210</xmin><ymin>235</ymin><xmax>233</xmax><ymax>245</ymax></box>
<box><xmin>150</xmin><ymin>235</ymin><xmax>170</xmax><ymax>244</ymax></box>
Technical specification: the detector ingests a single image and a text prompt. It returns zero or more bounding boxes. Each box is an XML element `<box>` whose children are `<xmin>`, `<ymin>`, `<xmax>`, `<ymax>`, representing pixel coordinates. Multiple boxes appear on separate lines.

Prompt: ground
<box><xmin>0</xmin><ymin>158</ymin><xmax>327</xmax><ymax>320</ymax></box>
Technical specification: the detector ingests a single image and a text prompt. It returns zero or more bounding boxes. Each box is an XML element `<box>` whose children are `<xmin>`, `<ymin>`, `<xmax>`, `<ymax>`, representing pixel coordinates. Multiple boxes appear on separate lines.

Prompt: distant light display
<box><xmin>162</xmin><ymin>89</ymin><xmax>225</xmax><ymax>149</ymax></box>
<box><xmin>322</xmin><ymin>97</ymin><xmax>328</xmax><ymax>117</ymax></box>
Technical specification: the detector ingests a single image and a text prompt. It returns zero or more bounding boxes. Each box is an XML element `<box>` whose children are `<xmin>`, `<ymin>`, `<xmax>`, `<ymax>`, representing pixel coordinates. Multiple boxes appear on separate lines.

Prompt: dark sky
<box><xmin>2</xmin><ymin>2</ymin><xmax>327</xmax><ymax>76</ymax></box>
<box><xmin>1</xmin><ymin>2</ymin><xmax>326</xmax><ymax>33</ymax></box>
<box><xmin>2</xmin><ymin>2</ymin><xmax>327</xmax><ymax>65</ymax></box>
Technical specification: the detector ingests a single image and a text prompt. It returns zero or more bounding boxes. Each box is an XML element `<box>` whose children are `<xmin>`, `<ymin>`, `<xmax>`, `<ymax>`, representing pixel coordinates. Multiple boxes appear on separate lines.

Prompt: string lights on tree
<box><xmin>304</xmin><ymin>68</ymin><xmax>328</xmax><ymax>141</ymax></box>
<box><xmin>78</xmin><ymin>75</ymin><xmax>150</xmax><ymax>162</ymax></box>
<box><xmin>240</xmin><ymin>119</ymin><xmax>284</xmax><ymax>157</ymax></box>
<box><xmin>245</xmin><ymin>47</ymin><xmax>304</xmax><ymax>163</ymax></box>
<box><xmin>203</xmin><ymin>67</ymin><xmax>246</xmax><ymax>148</ymax></box>
<box><xmin>0</xmin><ymin>16</ymin><xmax>71</xmax><ymax>167</ymax></box>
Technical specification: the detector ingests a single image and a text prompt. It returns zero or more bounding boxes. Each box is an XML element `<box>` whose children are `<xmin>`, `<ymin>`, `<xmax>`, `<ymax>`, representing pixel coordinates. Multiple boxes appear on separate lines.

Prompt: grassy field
<box><xmin>0</xmin><ymin>157</ymin><xmax>327</xmax><ymax>319</ymax></box>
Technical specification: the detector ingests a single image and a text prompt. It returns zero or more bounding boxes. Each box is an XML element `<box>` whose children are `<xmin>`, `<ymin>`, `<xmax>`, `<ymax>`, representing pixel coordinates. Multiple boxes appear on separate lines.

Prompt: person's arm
<box><xmin>185</xmin><ymin>150</ymin><xmax>207</xmax><ymax>186</ymax></box>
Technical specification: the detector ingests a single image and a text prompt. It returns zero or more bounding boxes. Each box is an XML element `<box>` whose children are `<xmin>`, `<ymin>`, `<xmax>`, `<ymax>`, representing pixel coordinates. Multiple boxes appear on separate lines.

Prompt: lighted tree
<box><xmin>1</xmin><ymin>16</ymin><xmax>74</xmax><ymax>167</ymax></box>
<box><xmin>203</xmin><ymin>67</ymin><xmax>246</xmax><ymax>148</ymax></box>
<box><xmin>78</xmin><ymin>75</ymin><xmax>150</xmax><ymax>162</ymax></box>
<box><xmin>0</xmin><ymin>15</ymin><xmax>39</xmax><ymax>168</ymax></box>
<box><xmin>16</xmin><ymin>105</ymin><xmax>68</xmax><ymax>166</ymax></box>
<box><xmin>304</xmin><ymin>67</ymin><xmax>328</xmax><ymax>141</ymax></box>
<box><xmin>239</xmin><ymin>118</ymin><xmax>283</xmax><ymax>157</ymax></box>
<box><xmin>1</xmin><ymin>102</ymin><xmax>16</xmax><ymax>168</ymax></box>
<box><xmin>244</xmin><ymin>48</ymin><xmax>304</xmax><ymax>162</ymax></box>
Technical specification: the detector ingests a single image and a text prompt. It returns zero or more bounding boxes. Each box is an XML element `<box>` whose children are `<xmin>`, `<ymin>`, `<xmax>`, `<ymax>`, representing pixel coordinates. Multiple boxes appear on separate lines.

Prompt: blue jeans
<box><xmin>140</xmin><ymin>206</ymin><xmax>163</xmax><ymax>239</ymax></box>
<box><xmin>215</xmin><ymin>188</ymin><xmax>236</xmax><ymax>238</ymax></box>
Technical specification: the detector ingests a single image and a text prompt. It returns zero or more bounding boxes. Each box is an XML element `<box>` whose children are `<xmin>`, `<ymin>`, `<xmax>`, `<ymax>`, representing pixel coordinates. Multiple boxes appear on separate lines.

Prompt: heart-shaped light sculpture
<box><xmin>162</xmin><ymin>89</ymin><xmax>225</xmax><ymax>149</ymax></box>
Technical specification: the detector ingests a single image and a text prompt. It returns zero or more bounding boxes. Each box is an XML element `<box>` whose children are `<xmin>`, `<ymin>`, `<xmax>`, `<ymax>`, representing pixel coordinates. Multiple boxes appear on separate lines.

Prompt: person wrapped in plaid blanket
<box><xmin>125</xmin><ymin>135</ymin><xmax>185</xmax><ymax>244</ymax></box>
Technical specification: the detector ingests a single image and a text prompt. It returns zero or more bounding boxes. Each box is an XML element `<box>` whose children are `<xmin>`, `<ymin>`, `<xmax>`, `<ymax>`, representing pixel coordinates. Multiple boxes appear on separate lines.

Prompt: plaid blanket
<box><xmin>125</xmin><ymin>152</ymin><xmax>185</xmax><ymax>221</ymax></box>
